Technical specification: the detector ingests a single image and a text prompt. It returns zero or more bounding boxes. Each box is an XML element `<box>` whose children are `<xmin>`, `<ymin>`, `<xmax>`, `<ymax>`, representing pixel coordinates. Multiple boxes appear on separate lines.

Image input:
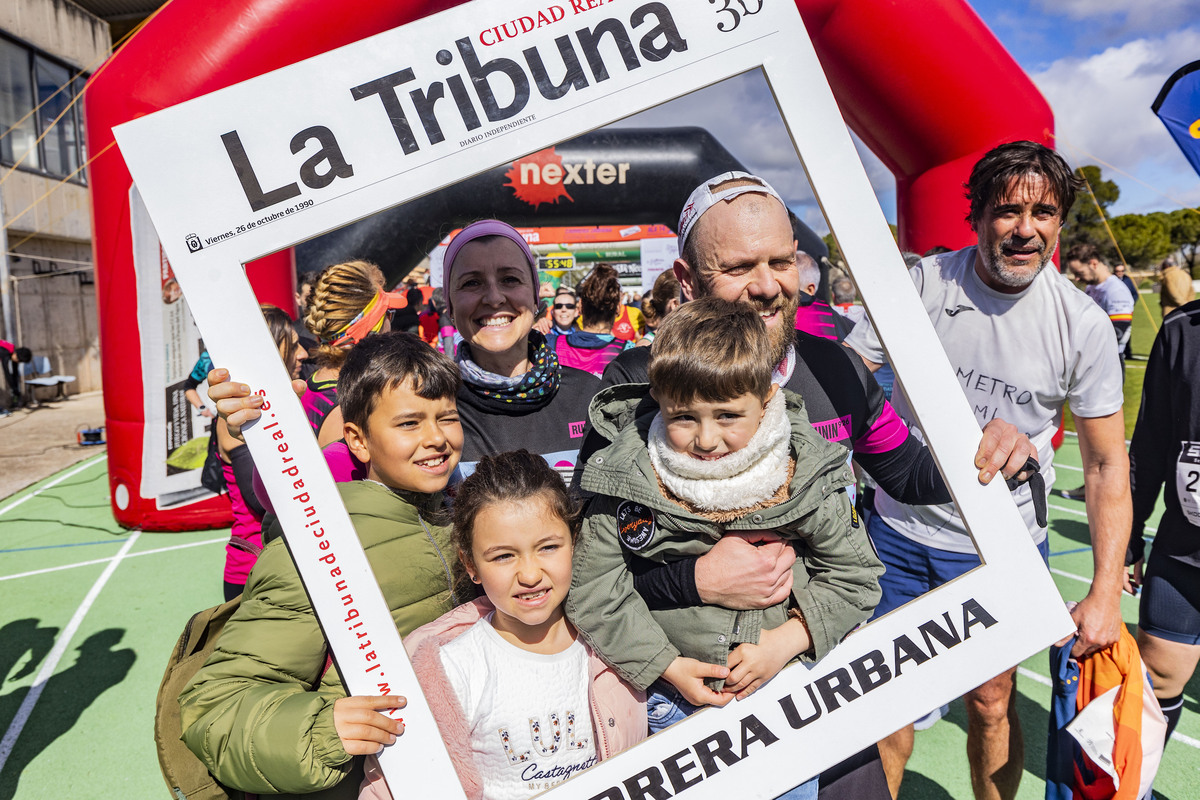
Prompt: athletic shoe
<box><xmin>913</xmin><ymin>704</ymin><xmax>949</xmax><ymax>731</ymax></box>
<box><xmin>1059</xmin><ymin>486</ymin><xmax>1086</xmax><ymax>501</ymax></box>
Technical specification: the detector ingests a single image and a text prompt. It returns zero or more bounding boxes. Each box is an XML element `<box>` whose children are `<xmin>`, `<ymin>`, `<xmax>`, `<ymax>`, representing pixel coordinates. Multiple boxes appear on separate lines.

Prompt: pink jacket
<box><xmin>360</xmin><ymin>597</ymin><xmax>646</xmax><ymax>800</ymax></box>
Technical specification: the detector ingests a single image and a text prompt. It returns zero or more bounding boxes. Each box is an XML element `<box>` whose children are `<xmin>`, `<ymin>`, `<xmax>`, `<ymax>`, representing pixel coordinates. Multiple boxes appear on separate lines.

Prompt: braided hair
<box><xmin>304</xmin><ymin>260</ymin><xmax>385</xmax><ymax>369</ymax></box>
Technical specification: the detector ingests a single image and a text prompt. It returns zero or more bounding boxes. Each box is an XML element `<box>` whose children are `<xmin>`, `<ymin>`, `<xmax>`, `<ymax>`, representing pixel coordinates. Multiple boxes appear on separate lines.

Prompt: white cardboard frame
<box><xmin>115</xmin><ymin>2</ymin><xmax>1076</xmax><ymax>797</ymax></box>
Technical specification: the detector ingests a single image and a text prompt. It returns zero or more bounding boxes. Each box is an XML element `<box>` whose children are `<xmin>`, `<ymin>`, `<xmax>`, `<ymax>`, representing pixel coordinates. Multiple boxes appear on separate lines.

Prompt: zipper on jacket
<box><xmin>419</xmin><ymin>516</ymin><xmax>455</xmax><ymax>598</ymax></box>
<box><xmin>589</xmin><ymin>684</ymin><xmax>612</xmax><ymax>758</ymax></box>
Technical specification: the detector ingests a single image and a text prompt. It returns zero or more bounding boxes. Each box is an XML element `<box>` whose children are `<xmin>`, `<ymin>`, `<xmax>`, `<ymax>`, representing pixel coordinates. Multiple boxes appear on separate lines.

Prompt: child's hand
<box><xmin>724</xmin><ymin>618</ymin><xmax>811</xmax><ymax>700</ymax></box>
<box><xmin>206</xmin><ymin>368</ymin><xmax>307</xmax><ymax>439</ymax></box>
<box><xmin>333</xmin><ymin>695</ymin><xmax>407</xmax><ymax>755</ymax></box>
<box><xmin>662</xmin><ymin>657</ymin><xmax>733</xmax><ymax>708</ymax></box>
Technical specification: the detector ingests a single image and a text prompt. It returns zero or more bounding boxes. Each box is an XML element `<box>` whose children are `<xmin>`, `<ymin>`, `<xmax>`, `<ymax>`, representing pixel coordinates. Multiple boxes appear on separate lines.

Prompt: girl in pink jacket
<box><xmin>360</xmin><ymin>450</ymin><xmax>645</xmax><ymax>800</ymax></box>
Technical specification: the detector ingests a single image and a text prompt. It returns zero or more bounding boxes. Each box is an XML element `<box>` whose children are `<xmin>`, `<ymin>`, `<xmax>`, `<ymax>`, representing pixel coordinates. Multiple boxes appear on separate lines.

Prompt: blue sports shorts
<box><xmin>868</xmin><ymin>513</ymin><xmax>1049</xmax><ymax>620</ymax></box>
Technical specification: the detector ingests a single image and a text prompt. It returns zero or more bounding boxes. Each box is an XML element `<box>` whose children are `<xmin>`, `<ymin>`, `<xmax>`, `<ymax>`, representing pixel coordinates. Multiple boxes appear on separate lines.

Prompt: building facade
<box><xmin>1</xmin><ymin>0</ymin><xmax>109</xmax><ymax>399</ymax></box>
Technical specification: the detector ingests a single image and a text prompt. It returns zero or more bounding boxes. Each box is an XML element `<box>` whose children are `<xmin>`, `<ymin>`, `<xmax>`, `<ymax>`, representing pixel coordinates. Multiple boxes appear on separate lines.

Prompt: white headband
<box><xmin>677</xmin><ymin>171</ymin><xmax>787</xmax><ymax>254</ymax></box>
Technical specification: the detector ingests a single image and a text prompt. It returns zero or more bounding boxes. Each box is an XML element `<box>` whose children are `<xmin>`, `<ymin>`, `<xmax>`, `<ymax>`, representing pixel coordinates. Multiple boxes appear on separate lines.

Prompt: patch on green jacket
<box><xmin>616</xmin><ymin>500</ymin><xmax>655</xmax><ymax>551</ymax></box>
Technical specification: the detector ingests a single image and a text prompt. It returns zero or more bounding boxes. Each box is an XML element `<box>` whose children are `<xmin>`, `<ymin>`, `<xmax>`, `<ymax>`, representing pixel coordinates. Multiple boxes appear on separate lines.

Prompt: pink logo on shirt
<box><xmin>812</xmin><ymin>414</ymin><xmax>852</xmax><ymax>443</ymax></box>
<box><xmin>568</xmin><ymin>421</ymin><xmax>586</xmax><ymax>438</ymax></box>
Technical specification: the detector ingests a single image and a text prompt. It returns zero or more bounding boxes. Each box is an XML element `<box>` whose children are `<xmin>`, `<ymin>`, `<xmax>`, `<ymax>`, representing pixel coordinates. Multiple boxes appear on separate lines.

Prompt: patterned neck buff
<box><xmin>455</xmin><ymin>330</ymin><xmax>561</xmax><ymax>405</ymax></box>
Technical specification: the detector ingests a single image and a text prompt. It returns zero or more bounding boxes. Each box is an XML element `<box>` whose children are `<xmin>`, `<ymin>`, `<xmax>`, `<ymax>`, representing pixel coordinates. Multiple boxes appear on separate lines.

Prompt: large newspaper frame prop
<box><xmin>115</xmin><ymin>1</ymin><xmax>1075</xmax><ymax>797</ymax></box>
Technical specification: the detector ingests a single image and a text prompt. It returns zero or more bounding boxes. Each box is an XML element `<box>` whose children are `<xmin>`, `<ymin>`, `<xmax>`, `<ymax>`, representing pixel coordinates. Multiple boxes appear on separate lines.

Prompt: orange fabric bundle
<box><xmin>1073</xmin><ymin>626</ymin><xmax>1146</xmax><ymax>799</ymax></box>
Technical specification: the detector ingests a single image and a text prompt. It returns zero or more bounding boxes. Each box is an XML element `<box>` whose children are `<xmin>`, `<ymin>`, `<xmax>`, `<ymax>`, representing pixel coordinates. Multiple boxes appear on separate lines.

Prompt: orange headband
<box><xmin>325</xmin><ymin>290</ymin><xmax>407</xmax><ymax>348</ymax></box>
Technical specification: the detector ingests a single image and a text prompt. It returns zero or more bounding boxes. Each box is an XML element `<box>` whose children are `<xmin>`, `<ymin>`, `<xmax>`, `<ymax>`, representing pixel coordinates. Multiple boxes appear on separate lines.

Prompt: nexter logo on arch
<box><xmin>513</xmin><ymin>147</ymin><xmax>631</xmax><ymax>188</ymax></box>
<box><xmin>504</xmin><ymin>146</ymin><xmax>631</xmax><ymax>208</ymax></box>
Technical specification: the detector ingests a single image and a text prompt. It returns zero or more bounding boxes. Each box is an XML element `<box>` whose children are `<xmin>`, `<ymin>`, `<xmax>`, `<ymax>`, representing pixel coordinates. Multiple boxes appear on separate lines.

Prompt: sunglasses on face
<box><xmin>554</xmin><ymin>303</ymin><xmax>576</xmax><ymax>310</ymax></box>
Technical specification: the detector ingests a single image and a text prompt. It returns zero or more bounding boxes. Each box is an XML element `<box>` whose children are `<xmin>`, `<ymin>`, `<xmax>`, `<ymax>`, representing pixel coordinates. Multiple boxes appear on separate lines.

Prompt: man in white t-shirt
<box><xmin>1065</xmin><ymin>242</ymin><xmax>1134</xmax><ymax>361</ymax></box>
<box><xmin>846</xmin><ymin>141</ymin><xmax>1131</xmax><ymax>800</ymax></box>
<box><xmin>1059</xmin><ymin>243</ymin><xmax>1136</xmax><ymax>501</ymax></box>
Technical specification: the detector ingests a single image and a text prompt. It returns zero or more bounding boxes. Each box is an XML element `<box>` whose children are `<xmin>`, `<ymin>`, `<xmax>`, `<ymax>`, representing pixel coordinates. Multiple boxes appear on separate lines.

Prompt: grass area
<box><xmin>1062</xmin><ymin>290</ymin><xmax>1161</xmax><ymax>439</ymax></box>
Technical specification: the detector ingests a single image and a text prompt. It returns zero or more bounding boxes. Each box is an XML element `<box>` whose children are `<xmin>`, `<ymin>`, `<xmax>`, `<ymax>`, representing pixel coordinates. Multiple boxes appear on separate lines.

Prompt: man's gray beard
<box><xmin>983</xmin><ymin>246</ymin><xmax>1054</xmax><ymax>290</ymax></box>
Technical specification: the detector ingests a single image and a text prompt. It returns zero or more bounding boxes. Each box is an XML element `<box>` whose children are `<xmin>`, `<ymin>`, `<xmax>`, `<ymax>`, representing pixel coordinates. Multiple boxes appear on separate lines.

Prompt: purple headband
<box><xmin>442</xmin><ymin>220</ymin><xmax>539</xmax><ymax>314</ymax></box>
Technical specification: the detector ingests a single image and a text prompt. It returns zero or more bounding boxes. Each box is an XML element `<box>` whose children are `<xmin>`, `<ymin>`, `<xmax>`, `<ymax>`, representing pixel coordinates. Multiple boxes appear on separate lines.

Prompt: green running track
<box><xmin>0</xmin><ymin>439</ymin><xmax>1197</xmax><ymax>799</ymax></box>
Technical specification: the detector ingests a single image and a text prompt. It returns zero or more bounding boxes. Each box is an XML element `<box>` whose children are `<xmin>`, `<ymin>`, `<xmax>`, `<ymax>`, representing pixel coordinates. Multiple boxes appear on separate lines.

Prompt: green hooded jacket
<box><xmin>179</xmin><ymin>480</ymin><xmax>457</xmax><ymax>799</ymax></box>
<box><xmin>566</xmin><ymin>384</ymin><xmax>883</xmax><ymax>692</ymax></box>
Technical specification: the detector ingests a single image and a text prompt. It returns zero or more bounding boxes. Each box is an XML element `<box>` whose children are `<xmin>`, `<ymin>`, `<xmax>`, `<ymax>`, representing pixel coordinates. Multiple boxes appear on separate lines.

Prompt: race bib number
<box><xmin>1177</xmin><ymin>441</ymin><xmax>1200</xmax><ymax>527</ymax></box>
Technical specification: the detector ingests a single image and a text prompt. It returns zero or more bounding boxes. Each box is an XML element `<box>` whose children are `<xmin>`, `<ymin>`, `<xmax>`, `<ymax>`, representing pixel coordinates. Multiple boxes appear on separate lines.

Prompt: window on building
<box><xmin>0</xmin><ymin>35</ymin><xmax>87</xmax><ymax>183</ymax></box>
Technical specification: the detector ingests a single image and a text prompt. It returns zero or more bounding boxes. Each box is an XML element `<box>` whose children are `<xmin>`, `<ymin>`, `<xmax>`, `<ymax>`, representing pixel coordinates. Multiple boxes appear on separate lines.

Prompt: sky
<box><xmin>609</xmin><ymin>0</ymin><xmax>1200</xmax><ymax>237</ymax></box>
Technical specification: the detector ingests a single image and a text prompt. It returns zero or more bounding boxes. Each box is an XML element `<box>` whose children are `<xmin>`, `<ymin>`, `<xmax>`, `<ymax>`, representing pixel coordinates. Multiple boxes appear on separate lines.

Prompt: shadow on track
<box><xmin>0</xmin><ymin>627</ymin><xmax>135</xmax><ymax>800</ymax></box>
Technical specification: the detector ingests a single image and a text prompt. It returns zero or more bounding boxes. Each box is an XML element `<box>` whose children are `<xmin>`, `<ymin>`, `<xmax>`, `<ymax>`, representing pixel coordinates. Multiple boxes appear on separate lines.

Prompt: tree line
<box><xmin>1064</xmin><ymin>165</ymin><xmax>1199</xmax><ymax>276</ymax></box>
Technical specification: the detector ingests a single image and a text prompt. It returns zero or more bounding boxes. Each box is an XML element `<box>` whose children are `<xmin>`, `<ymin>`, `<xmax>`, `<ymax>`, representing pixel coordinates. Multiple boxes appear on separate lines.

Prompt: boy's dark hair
<box><xmin>649</xmin><ymin>296</ymin><xmax>773</xmax><ymax>404</ymax></box>
<box><xmin>1065</xmin><ymin>242</ymin><xmax>1101</xmax><ymax>264</ymax></box>
<box><xmin>337</xmin><ymin>332</ymin><xmax>460</xmax><ymax>431</ymax></box>
<box><xmin>451</xmin><ymin>449</ymin><xmax>581</xmax><ymax>591</ymax></box>
<box><xmin>14</xmin><ymin>347</ymin><xmax>32</xmax><ymax>363</ymax></box>
<box><xmin>964</xmin><ymin>141</ymin><xmax>1083</xmax><ymax>228</ymax></box>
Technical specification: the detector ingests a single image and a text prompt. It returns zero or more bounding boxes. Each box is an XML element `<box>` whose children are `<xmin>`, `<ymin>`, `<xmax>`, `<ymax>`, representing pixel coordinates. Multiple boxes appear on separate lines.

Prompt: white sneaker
<box><xmin>913</xmin><ymin>704</ymin><xmax>949</xmax><ymax>731</ymax></box>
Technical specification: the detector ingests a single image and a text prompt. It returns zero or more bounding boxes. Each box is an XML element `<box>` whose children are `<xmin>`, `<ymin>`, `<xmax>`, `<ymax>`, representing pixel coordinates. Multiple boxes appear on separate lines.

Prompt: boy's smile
<box><xmin>344</xmin><ymin>379</ymin><xmax>463</xmax><ymax>494</ymax></box>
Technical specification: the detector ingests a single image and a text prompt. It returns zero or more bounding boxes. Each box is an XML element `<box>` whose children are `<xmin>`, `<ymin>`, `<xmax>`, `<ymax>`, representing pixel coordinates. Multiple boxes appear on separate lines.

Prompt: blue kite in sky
<box><xmin>1153</xmin><ymin>60</ymin><xmax>1200</xmax><ymax>181</ymax></box>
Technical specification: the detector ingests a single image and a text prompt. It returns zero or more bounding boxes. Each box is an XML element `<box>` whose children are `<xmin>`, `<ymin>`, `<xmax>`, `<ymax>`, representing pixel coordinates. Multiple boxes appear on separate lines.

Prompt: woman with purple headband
<box><xmin>207</xmin><ymin>220</ymin><xmax>600</xmax><ymax>485</ymax></box>
<box><xmin>438</xmin><ymin>219</ymin><xmax>600</xmax><ymax>481</ymax></box>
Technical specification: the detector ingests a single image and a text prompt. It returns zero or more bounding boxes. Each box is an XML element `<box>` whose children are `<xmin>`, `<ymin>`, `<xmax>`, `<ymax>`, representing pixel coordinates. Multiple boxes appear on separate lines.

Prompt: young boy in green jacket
<box><xmin>179</xmin><ymin>333</ymin><xmax>463</xmax><ymax>800</ymax></box>
<box><xmin>567</xmin><ymin>297</ymin><xmax>883</xmax><ymax>799</ymax></box>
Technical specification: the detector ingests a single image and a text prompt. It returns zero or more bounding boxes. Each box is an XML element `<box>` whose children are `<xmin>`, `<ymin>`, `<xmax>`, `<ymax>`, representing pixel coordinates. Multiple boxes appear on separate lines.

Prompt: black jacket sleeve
<box><xmin>1128</xmin><ymin>326</ymin><xmax>1172</xmax><ymax>565</ymax></box>
<box><xmin>632</xmin><ymin>556</ymin><xmax>703</xmax><ymax>610</ymax></box>
<box><xmin>854</xmin><ymin>434</ymin><xmax>950</xmax><ymax>505</ymax></box>
<box><xmin>229</xmin><ymin>444</ymin><xmax>266</xmax><ymax>519</ymax></box>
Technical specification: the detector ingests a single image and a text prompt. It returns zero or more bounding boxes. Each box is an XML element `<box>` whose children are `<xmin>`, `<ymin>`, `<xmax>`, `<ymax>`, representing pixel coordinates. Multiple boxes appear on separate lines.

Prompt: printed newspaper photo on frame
<box><xmin>113</xmin><ymin>1</ymin><xmax>1076</xmax><ymax>797</ymax></box>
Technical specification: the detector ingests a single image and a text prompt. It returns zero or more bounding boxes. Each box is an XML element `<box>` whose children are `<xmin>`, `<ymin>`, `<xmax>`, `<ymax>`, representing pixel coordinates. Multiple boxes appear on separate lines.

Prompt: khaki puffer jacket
<box><xmin>567</xmin><ymin>384</ymin><xmax>882</xmax><ymax>692</ymax></box>
<box><xmin>179</xmin><ymin>481</ymin><xmax>457</xmax><ymax>799</ymax></box>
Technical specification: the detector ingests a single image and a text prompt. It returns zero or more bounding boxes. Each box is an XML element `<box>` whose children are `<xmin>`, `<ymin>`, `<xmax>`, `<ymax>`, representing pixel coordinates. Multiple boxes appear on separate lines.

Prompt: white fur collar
<box><xmin>648</xmin><ymin>390</ymin><xmax>791</xmax><ymax>512</ymax></box>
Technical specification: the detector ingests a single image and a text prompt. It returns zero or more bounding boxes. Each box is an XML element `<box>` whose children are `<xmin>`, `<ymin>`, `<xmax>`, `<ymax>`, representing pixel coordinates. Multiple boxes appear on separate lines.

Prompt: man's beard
<box><xmin>765</xmin><ymin>293</ymin><xmax>799</xmax><ymax>368</ymax></box>
<box><xmin>983</xmin><ymin>236</ymin><xmax>1054</xmax><ymax>289</ymax></box>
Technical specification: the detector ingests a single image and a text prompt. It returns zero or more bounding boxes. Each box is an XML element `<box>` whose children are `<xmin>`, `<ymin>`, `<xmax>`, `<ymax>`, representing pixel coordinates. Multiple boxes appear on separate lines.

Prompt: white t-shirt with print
<box><xmin>439</xmin><ymin>616</ymin><xmax>596</xmax><ymax>800</ymax></box>
<box><xmin>1085</xmin><ymin>274</ymin><xmax>1134</xmax><ymax>352</ymax></box>
<box><xmin>845</xmin><ymin>246</ymin><xmax>1123</xmax><ymax>552</ymax></box>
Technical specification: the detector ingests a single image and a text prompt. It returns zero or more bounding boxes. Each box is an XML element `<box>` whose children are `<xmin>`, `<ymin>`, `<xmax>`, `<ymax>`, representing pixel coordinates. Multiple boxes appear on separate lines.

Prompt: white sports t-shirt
<box><xmin>845</xmin><ymin>246</ymin><xmax>1123</xmax><ymax>552</ymax></box>
<box><xmin>1085</xmin><ymin>275</ymin><xmax>1134</xmax><ymax>352</ymax></box>
<box><xmin>439</xmin><ymin>616</ymin><xmax>596</xmax><ymax>800</ymax></box>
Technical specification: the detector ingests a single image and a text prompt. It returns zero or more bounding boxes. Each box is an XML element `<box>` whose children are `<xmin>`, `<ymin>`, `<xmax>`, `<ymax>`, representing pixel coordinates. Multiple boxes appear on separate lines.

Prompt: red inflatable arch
<box><xmin>85</xmin><ymin>0</ymin><xmax>1053</xmax><ymax>530</ymax></box>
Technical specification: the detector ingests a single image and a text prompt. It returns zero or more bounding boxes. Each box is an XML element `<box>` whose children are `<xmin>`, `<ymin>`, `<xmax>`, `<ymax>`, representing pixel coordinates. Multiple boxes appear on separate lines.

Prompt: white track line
<box><xmin>1018</xmin><ymin>666</ymin><xmax>1053</xmax><ymax>687</ymax></box>
<box><xmin>0</xmin><ymin>529</ymin><xmax>140</xmax><ymax>771</ymax></box>
<box><xmin>0</xmin><ymin>537</ymin><xmax>227</xmax><ymax>582</ymax></box>
<box><xmin>1049</xmin><ymin>567</ymin><xmax>1091</xmax><ymax>585</ymax></box>
<box><xmin>1050</xmin><ymin>502</ymin><xmax>1086</xmax><ymax>518</ymax></box>
<box><xmin>1047</xmin><ymin>502</ymin><xmax>1157</xmax><ymax>533</ymax></box>
<box><xmin>0</xmin><ymin>454</ymin><xmax>108</xmax><ymax>518</ymax></box>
